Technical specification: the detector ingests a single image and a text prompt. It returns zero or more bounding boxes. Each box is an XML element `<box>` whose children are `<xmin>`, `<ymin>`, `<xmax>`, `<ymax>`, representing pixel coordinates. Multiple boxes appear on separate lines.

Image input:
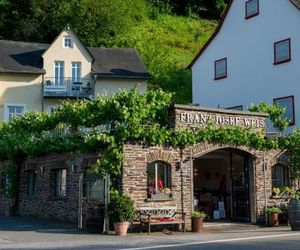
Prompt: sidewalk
<box><xmin>0</xmin><ymin>216</ymin><xmax>296</xmax><ymax>250</ymax></box>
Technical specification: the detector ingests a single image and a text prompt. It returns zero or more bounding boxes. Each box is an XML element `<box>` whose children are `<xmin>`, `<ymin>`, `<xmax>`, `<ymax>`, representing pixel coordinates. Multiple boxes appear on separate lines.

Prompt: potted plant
<box><xmin>191</xmin><ymin>210</ymin><xmax>206</xmax><ymax>233</ymax></box>
<box><xmin>272</xmin><ymin>187</ymin><xmax>281</xmax><ymax>198</ymax></box>
<box><xmin>287</xmin><ymin>188</ymin><xmax>300</xmax><ymax>231</ymax></box>
<box><xmin>108</xmin><ymin>192</ymin><xmax>135</xmax><ymax>236</ymax></box>
<box><xmin>266</xmin><ymin>206</ymin><xmax>282</xmax><ymax>227</ymax></box>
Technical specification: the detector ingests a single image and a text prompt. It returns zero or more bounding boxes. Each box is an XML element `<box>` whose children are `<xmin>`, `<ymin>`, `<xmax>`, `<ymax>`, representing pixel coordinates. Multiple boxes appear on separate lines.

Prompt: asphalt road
<box><xmin>1</xmin><ymin>217</ymin><xmax>300</xmax><ymax>250</ymax></box>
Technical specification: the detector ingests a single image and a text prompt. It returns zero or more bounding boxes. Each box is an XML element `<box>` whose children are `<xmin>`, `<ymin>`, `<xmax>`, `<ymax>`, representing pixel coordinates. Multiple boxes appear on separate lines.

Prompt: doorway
<box><xmin>193</xmin><ymin>149</ymin><xmax>251</xmax><ymax>222</ymax></box>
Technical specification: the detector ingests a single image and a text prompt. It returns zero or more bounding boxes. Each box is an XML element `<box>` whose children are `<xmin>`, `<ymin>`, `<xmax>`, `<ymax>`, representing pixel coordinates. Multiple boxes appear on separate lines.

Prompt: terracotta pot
<box><xmin>268</xmin><ymin>213</ymin><xmax>279</xmax><ymax>227</ymax></box>
<box><xmin>113</xmin><ymin>222</ymin><xmax>130</xmax><ymax>236</ymax></box>
<box><xmin>192</xmin><ymin>217</ymin><xmax>204</xmax><ymax>233</ymax></box>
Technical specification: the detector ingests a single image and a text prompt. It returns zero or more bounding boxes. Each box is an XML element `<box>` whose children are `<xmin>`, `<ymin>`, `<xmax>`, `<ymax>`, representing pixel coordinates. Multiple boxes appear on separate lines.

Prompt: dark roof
<box><xmin>290</xmin><ymin>0</ymin><xmax>300</xmax><ymax>10</ymax></box>
<box><xmin>0</xmin><ymin>40</ymin><xmax>150</xmax><ymax>79</ymax></box>
<box><xmin>0</xmin><ymin>40</ymin><xmax>47</xmax><ymax>74</ymax></box>
<box><xmin>88</xmin><ymin>47</ymin><xmax>150</xmax><ymax>79</ymax></box>
<box><xmin>188</xmin><ymin>0</ymin><xmax>300</xmax><ymax>68</ymax></box>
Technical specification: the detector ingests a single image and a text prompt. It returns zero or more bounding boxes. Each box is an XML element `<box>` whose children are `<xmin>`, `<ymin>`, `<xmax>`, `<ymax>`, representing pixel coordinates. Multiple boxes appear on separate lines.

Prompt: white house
<box><xmin>189</xmin><ymin>0</ymin><xmax>300</xmax><ymax>133</ymax></box>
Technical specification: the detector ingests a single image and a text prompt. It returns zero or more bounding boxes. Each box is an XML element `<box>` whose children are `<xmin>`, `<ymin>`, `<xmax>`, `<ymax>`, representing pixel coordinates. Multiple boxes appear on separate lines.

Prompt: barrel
<box><xmin>288</xmin><ymin>200</ymin><xmax>300</xmax><ymax>231</ymax></box>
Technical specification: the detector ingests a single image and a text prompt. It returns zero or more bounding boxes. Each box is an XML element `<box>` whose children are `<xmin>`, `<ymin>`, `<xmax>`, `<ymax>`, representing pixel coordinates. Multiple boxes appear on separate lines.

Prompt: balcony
<box><xmin>43</xmin><ymin>78</ymin><xmax>94</xmax><ymax>98</ymax></box>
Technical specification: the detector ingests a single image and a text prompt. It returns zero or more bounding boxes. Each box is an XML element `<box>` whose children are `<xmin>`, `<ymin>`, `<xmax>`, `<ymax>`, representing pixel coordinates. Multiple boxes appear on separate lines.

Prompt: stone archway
<box><xmin>191</xmin><ymin>142</ymin><xmax>259</xmax><ymax>223</ymax></box>
<box><xmin>191</xmin><ymin>142</ymin><xmax>258</xmax><ymax>159</ymax></box>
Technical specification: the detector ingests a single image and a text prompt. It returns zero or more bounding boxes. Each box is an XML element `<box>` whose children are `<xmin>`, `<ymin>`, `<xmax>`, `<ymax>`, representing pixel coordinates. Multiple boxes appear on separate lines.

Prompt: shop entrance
<box><xmin>193</xmin><ymin>149</ymin><xmax>252</xmax><ymax>222</ymax></box>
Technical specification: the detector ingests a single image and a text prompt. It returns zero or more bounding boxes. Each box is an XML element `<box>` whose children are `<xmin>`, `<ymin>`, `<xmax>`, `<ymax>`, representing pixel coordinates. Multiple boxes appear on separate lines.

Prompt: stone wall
<box><xmin>0</xmin><ymin>142</ymin><xmax>295</xmax><ymax>231</ymax></box>
<box><xmin>18</xmin><ymin>153</ymin><xmax>102</xmax><ymax>226</ymax></box>
<box><xmin>122</xmin><ymin>142</ymin><xmax>290</xmax><ymax>229</ymax></box>
<box><xmin>0</xmin><ymin>162</ymin><xmax>15</xmax><ymax>216</ymax></box>
<box><xmin>123</xmin><ymin>143</ymin><xmax>193</xmax><ymax>229</ymax></box>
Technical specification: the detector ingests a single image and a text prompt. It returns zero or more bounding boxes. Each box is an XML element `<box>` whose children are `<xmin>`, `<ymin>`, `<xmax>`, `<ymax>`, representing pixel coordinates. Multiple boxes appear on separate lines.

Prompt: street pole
<box><xmin>263</xmin><ymin>151</ymin><xmax>268</xmax><ymax>226</ymax></box>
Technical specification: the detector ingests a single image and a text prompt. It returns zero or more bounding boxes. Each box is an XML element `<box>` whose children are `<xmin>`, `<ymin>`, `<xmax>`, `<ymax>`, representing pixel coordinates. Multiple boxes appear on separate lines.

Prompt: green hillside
<box><xmin>114</xmin><ymin>15</ymin><xmax>217</xmax><ymax>104</ymax></box>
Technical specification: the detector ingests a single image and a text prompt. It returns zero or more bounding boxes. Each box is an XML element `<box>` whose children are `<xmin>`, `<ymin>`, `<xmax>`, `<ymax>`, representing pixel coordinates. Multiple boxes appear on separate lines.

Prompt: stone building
<box><xmin>0</xmin><ymin>105</ymin><xmax>297</xmax><ymax>231</ymax></box>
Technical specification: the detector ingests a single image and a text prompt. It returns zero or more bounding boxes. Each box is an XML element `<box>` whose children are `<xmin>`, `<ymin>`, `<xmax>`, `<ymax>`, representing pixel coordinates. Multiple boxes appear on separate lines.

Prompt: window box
<box><xmin>214</xmin><ymin>58</ymin><xmax>227</xmax><ymax>80</ymax></box>
<box><xmin>245</xmin><ymin>0</ymin><xmax>259</xmax><ymax>19</ymax></box>
<box><xmin>274</xmin><ymin>39</ymin><xmax>291</xmax><ymax>65</ymax></box>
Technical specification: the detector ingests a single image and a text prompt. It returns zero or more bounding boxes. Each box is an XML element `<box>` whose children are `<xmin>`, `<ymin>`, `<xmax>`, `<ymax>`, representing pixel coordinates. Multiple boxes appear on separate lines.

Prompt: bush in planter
<box><xmin>191</xmin><ymin>211</ymin><xmax>207</xmax><ymax>218</ymax></box>
<box><xmin>266</xmin><ymin>206</ymin><xmax>282</xmax><ymax>215</ymax></box>
<box><xmin>191</xmin><ymin>210</ymin><xmax>206</xmax><ymax>233</ymax></box>
<box><xmin>266</xmin><ymin>206</ymin><xmax>282</xmax><ymax>227</ymax></box>
<box><xmin>272</xmin><ymin>187</ymin><xmax>281</xmax><ymax>197</ymax></box>
<box><xmin>108</xmin><ymin>191</ymin><xmax>135</xmax><ymax>236</ymax></box>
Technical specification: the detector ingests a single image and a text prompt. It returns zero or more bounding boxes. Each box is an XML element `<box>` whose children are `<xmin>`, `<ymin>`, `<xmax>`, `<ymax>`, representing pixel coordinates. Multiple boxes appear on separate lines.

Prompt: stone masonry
<box><xmin>0</xmin><ymin>105</ymin><xmax>297</xmax><ymax>231</ymax></box>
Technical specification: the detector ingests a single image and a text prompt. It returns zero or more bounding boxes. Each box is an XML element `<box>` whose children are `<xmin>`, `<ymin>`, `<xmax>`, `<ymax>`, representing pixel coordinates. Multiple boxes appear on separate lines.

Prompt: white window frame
<box><xmin>54</xmin><ymin>61</ymin><xmax>64</xmax><ymax>86</ymax></box>
<box><xmin>4</xmin><ymin>103</ymin><xmax>26</xmax><ymax>122</ymax></box>
<box><xmin>71</xmin><ymin>62</ymin><xmax>81</xmax><ymax>83</ymax></box>
<box><xmin>63</xmin><ymin>37</ymin><xmax>73</xmax><ymax>48</ymax></box>
<box><xmin>147</xmin><ymin>161</ymin><xmax>171</xmax><ymax>198</ymax></box>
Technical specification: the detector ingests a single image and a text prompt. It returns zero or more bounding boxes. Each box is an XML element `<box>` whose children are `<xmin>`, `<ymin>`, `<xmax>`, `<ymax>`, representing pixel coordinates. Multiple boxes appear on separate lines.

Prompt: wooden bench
<box><xmin>138</xmin><ymin>206</ymin><xmax>186</xmax><ymax>234</ymax></box>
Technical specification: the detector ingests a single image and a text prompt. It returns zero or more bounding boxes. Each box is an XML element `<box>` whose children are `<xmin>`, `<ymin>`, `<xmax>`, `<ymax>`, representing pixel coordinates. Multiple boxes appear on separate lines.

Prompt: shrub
<box><xmin>266</xmin><ymin>206</ymin><xmax>282</xmax><ymax>214</ymax></box>
<box><xmin>108</xmin><ymin>191</ymin><xmax>135</xmax><ymax>222</ymax></box>
<box><xmin>191</xmin><ymin>210</ymin><xmax>207</xmax><ymax>218</ymax></box>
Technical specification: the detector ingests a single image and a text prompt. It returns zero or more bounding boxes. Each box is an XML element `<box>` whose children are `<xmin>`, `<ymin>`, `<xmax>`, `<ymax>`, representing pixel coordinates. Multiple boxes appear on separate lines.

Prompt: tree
<box><xmin>147</xmin><ymin>0</ymin><xmax>227</xmax><ymax>19</ymax></box>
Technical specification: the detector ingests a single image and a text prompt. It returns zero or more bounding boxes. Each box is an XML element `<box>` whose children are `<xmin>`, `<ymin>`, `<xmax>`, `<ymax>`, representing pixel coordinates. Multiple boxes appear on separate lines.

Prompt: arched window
<box><xmin>147</xmin><ymin>161</ymin><xmax>171</xmax><ymax>198</ymax></box>
<box><xmin>272</xmin><ymin>164</ymin><xmax>289</xmax><ymax>188</ymax></box>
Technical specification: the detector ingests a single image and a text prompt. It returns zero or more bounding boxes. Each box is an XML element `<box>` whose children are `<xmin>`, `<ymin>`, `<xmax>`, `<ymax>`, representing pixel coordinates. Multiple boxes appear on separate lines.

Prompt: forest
<box><xmin>0</xmin><ymin>0</ymin><xmax>227</xmax><ymax>103</ymax></box>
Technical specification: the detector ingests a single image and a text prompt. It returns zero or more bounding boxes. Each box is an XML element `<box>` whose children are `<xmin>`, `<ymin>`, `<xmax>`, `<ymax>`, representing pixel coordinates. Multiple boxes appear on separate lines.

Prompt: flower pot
<box><xmin>288</xmin><ymin>200</ymin><xmax>300</xmax><ymax>231</ymax></box>
<box><xmin>192</xmin><ymin>217</ymin><xmax>204</xmax><ymax>233</ymax></box>
<box><xmin>113</xmin><ymin>222</ymin><xmax>130</xmax><ymax>236</ymax></box>
<box><xmin>268</xmin><ymin>213</ymin><xmax>279</xmax><ymax>227</ymax></box>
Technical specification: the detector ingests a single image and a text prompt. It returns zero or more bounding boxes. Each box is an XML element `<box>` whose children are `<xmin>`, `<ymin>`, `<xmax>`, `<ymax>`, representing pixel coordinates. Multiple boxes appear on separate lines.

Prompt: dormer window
<box><xmin>214</xmin><ymin>58</ymin><xmax>227</xmax><ymax>80</ymax></box>
<box><xmin>64</xmin><ymin>37</ymin><xmax>72</xmax><ymax>48</ymax></box>
<box><xmin>274</xmin><ymin>39</ymin><xmax>291</xmax><ymax>65</ymax></box>
<box><xmin>245</xmin><ymin>0</ymin><xmax>259</xmax><ymax>19</ymax></box>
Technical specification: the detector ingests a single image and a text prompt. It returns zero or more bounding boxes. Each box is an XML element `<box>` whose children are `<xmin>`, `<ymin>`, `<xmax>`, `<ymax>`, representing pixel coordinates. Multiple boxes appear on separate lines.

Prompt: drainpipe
<box><xmin>263</xmin><ymin>151</ymin><xmax>268</xmax><ymax>226</ymax></box>
<box><xmin>42</xmin><ymin>74</ymin><xmax>45</xmax><ymax>112</ymax></box>
<box><xmin>103</xmin><ymin>174</ymin><xmax>110</xmax><ymax>234</ymax></box>
<box><xmin>190</xmin><ymin>146</ymin><xmax>194</xmax><ymax>213</ymax></box>
<box><xmin>180</xmin><ymin>148</ymin><xmax>184</xmax><ymax>214</ymax></box>
<box><xmin>78</xmin><ymin>173</ymin><xmax>83</xmax><ymax>230</ymax></box>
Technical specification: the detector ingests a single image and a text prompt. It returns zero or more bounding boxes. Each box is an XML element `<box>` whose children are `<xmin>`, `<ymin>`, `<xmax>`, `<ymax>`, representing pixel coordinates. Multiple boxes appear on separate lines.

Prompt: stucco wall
<box><xmin>192</xmin><ymin>0</ymin><xmax>300</xmax><ymax>133</ymax></box>
<box><xmin>94</xmin><ymin>78</ymin><xmax>147</xmax><ymax>96</ymax></box>
<box><xmin>0</xmin><ymin>73</ymin><xmax>43</xmax><ymax>120</ymax></box>
<box><xmin>42</xmin><ymin>29</ymin><xmax>93</xmax><ymax>80</ymax></box>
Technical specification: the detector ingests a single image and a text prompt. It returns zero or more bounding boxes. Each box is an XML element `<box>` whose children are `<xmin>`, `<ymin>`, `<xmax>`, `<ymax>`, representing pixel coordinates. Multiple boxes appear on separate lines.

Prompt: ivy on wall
<box><xmin>0</xmin><ymin>88</ymin><xmax>299</xmax><ymax>197</ymax></box>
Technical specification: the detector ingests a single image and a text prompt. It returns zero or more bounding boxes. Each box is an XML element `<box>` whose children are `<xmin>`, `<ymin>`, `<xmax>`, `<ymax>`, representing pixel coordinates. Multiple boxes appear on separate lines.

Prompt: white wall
<box><xmin>192</xmin><ymin>0</ymin><xmax>300</xmax><ymax>133</ymax></box>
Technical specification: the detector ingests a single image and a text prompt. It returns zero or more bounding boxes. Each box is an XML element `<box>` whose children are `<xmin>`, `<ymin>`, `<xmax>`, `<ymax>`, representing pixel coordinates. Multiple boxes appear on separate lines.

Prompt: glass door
<box><xmin>54</xmin><ymin>61</ymin><xmax>64</xmax><ymax>86</ymax></box>
<box><xmin>230</xmin><ymin>152</ymin><xmax>250</xmax><ymax>222</ymax></box>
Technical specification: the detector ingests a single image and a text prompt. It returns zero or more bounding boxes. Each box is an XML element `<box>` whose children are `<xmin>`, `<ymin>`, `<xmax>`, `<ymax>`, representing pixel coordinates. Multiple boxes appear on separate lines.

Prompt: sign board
<box><xmin>179</xmin><ymin>112</ymin><xmax>266</xmax><ymax>129</ymax></box>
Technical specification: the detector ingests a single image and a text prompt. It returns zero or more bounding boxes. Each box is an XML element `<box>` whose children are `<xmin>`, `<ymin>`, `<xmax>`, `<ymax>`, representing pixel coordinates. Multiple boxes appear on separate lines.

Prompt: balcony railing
<box><xmin>43</xmin><ymin>78</ymin><xmax>94</xmax><ymax>98</ymax></box>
